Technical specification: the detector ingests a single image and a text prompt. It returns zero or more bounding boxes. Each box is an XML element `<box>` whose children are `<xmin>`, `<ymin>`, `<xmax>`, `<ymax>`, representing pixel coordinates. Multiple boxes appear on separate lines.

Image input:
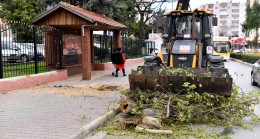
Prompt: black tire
<box><xmin>251</xmin><ymin>73</ymin><xmax>257</xmax><ymax>86</ymax></box>
<box><xmin>20</xmin><ymin>55</ymin><xmax>29</xmax><ymax>63</ymax></box>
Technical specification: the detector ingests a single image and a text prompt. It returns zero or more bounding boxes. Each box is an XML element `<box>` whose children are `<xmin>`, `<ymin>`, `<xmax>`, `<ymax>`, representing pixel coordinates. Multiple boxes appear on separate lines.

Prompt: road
<box><xmin>224</xmin><ymin>60</ymin><xmax>260</xmax><ymax>139</ymax></box>
<box><xmin>225</xmin><ymin>60</ymin><xmax>260</xmax><ymax>93</ymax></box>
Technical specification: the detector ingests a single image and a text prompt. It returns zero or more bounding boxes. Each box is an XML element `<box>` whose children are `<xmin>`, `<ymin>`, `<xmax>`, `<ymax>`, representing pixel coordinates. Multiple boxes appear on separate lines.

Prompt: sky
<box><xmin>162</xmin><ymin>0</ymin><xmax>247</xmax><ymax>11</ymax></box>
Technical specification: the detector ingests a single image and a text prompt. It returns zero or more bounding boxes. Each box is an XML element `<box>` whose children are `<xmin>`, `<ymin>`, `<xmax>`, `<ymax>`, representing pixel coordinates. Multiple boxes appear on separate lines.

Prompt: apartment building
<box><xmin>200</xmin><ymin>1</ymin><xmax>246</xmax><ymax>37</ymax></box>
<box><xmin>0</xmin><ymin>18</ymin><xmax>12</xmax><ymax>42</ymax></box>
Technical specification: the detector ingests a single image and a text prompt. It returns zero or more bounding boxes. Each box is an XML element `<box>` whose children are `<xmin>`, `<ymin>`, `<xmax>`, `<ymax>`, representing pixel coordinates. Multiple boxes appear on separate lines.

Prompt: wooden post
<box><xmin>82</xmin><ymin>27</ymin><xmax>91</xmax><ymax>80</ymax></box>
<box><xmin>114</xmin><ymin>30</ymin><xmax>120</xmax><ymax>49</ymax></box>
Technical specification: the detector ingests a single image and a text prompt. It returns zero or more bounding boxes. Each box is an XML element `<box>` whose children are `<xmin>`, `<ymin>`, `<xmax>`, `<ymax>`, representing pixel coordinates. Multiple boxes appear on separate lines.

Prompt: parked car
<box><xmin>1</xmin><ymin>42</ymin><xmax>45</xmax><ymax>63</ymax></box>
<box><xmin>15</xmin><ymin>43</ymin><xmax>45</xmax><ymax>63</ymax></box>
<box><xmin>251</xmin><ymin>59</ymin><xmax>260</xmax><ymax>86</ymax></box>
<box><xmin>11</xmin><ymin>43</ymin><xmax>33</xmax><ymax>63</ymax></box>
<box><xmin>1</xmin><ymin>42</ymin><xmax>20</xmax><ymax>63</ymax></box>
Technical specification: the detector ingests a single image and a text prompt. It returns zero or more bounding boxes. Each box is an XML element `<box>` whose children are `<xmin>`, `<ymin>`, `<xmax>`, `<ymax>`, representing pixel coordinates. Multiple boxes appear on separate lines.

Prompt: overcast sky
<box><xmin>162</xmin><ymin>0</ymin><xmax>247</xmax><ymax>11</ymax></box>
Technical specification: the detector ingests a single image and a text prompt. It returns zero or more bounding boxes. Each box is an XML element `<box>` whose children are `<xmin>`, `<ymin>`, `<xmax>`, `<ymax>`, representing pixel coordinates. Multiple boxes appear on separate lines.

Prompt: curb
<box><xmin>67</xmin><ymin>106</ymin><xmax>120</xmax><ymax>139</ymax></box>
<box><xmin>229</xmin><ymin>58</ymin><xmax>253</xmax><ymax>67</ymax></box>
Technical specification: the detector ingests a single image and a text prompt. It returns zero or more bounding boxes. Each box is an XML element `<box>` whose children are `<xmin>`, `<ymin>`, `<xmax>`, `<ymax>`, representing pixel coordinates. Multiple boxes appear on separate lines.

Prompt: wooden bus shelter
<box><xmin>32</xmin><ymin>1</ymin><xmax>127</xmax><ymax>80</ymax></box>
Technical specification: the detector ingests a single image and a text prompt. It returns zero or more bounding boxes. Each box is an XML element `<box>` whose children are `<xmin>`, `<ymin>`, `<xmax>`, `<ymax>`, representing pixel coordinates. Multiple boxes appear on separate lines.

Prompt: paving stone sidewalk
<box><xmin>0</xmin><ymin>62</ymin><xmax>143</xmax><ymax>139</ymax></box>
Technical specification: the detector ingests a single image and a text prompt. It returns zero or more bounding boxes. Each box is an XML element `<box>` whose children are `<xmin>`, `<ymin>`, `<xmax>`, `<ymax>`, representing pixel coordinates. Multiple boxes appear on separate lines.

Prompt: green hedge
<box><xmin>230</xmin><ymin>53</ymin><xmax>260</xmax><ymax>64</ymax></box>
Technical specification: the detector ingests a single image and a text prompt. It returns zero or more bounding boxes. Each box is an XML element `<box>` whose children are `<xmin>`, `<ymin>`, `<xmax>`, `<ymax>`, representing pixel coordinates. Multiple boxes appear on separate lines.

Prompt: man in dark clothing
<box><xmin>114</xmin><ymin>48</ymin><xmax>126</xmax><ymax>77</ymax></box>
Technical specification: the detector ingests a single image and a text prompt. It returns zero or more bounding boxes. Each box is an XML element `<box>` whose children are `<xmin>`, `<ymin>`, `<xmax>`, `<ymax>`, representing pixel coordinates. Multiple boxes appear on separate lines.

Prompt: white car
<box><xmin>3</xmin><ymin>43</ymin><xmax>45</xmax><ymax>63</ymax></box>
<box><xmin>251</xmin><ymin>59</ymin><xmax>260</xmax><ymax>86</ymax></box>
<box><xmin>1</xmin><ymin>42</ymin><xmax>20</xmax><ymax>63</ymax></box>
<box><xmin>16</xmin><ymin>43</ymin><xmax>45</xmax><ymax>63</ymax></box>
<box><xmin>232</xmin><ymin>49</ymin><xmax>241</xmax><ymax>53</ymax></box>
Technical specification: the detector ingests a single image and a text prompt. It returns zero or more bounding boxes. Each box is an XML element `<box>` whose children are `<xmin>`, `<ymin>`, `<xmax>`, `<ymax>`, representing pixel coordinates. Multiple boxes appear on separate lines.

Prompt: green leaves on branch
<box><xmin>242</xmin><ymin>1</ymin><xmax>260</xmax><ymax>47</ymax></box>
<box><xmin>159</xmin><ymin>67</ymin><xmax>195</xmax><ymax>77</ymax></box>
<box><xmin>0</xmin><ymin>0</ymin><xmax>43</xmax><ymax>24</ymax></box>
<box><xmin>123</xmin><ymin>84</ymin><xmax>260</xmax><ymax>129</ymax></box>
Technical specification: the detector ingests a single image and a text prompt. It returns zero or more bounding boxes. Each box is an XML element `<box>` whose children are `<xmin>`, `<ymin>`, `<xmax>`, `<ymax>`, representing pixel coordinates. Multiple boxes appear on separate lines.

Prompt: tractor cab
<box><xmin>163</xmin><ymin>10</ymin><xmax>219</xmax><ymax>68</ymax></box>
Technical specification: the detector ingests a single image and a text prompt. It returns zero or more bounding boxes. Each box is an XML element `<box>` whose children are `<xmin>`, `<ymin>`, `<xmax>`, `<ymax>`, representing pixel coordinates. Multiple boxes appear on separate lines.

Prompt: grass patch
<box><xmin>3</xmin><ymin>61</ymin><xmax>49</xmax><ymax>78</ymax></box>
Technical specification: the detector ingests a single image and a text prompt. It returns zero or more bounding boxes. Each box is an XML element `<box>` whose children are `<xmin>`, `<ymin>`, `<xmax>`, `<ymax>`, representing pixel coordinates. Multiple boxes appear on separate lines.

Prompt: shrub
<box><xmin>230</xmin><ymin>53</ymin><xmax>260</xmax><ymax>64</ymax></box>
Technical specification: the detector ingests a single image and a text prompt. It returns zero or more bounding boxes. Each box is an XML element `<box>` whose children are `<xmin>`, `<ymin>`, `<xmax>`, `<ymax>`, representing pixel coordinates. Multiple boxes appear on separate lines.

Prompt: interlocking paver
<box><xmin>0</xmin><ymin>62</ymin><xmax>143</xmax><ymax>139</ymax></box>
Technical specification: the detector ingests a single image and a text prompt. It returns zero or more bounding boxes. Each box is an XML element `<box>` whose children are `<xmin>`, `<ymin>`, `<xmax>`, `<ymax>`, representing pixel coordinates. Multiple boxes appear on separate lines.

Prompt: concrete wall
<box><xmin>0</xmin><ymin>70</ymin><xmax>68</xmax><ymax>93</ymax></box>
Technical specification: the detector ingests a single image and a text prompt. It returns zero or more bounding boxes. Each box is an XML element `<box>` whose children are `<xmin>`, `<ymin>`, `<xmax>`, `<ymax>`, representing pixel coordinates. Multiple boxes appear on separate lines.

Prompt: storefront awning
<box><xmin>232</xmin><ymin>38</ymin><xmax>248</xmax><ymax>45</ymax></box>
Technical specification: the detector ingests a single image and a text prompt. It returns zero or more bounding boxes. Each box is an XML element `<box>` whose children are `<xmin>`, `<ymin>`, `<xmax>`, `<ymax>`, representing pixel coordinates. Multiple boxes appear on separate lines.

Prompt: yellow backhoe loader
<box><xmin>129</xmin><ymin>0</ymin><xmax>233</xmax><ymax>96</ymax></box>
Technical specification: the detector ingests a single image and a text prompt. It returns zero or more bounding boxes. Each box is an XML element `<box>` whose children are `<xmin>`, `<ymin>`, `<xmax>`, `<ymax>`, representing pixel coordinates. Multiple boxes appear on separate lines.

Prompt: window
<box><xmin>213</xmin><ymin>42</ymin><xmax>229</xmax><ymax>53</ymax></box>
<box><xmin>175</xmin><ymin>16</ymin><xmax>192</xmax><ymax>36</ymax></box>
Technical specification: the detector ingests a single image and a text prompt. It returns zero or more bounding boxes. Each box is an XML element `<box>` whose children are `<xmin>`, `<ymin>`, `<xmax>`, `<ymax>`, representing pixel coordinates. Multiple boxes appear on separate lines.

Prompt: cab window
<box><xmin>175</xmin><ymin>16</ymin><xmax>192</xmax><ymax>37</ymax></box>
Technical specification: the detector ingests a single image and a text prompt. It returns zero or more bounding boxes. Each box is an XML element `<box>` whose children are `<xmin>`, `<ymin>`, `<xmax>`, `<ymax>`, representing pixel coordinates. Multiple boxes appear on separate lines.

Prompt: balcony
<box><xmin>232</xmin><ymin>6</ymin><xmax>240</xmax><ymax>10</ymax></box>
<box><xmin>200</xmin><ymin>5</ymin><xmax>205</xmax><ymax>9</ymax></box>
<box><xmin>232</xmin><ymin>9</ymin><xmax>239</xmax><ymax>13</ymax></box>
<box><xmin>232</xmin><ymin>3</ymin><xmax>240</xmax><ymax>7</ymax></box>
<box><xmin>232</xmin><ymin>31</ymin><xmax>239</xmax><ymax>35</ymax></box>
<box><xmin>220</xmin><ymin>20</ymin><xmax>227</xmax><ymax>24</ymax></box>
<box><xmin>220</xmin><ymin>31</ymin><xmax>227</xmax><ymax>35</ymax></box>
<box><xmin>208</xmin><ymin>4</ymin><xmax>214</xmax><ymax>9</ymax></box>
<box><xmin>231</xmin><ymin>28</ymin><xmax>239</xmax><ymax>32</ymax></box>
<box><xmin>220</xmin><ymin>2</ymin><xmax>228</xmax><ymax>7</ymax></box>
<box><xmin>232</xmin><ymin>14</ymin><xmax>239</xmax><ymax>18</ymax></box>
<box><xmin>220</xmin><ymin>11</ymin><xmax>228</xmax><ymax>15</ymax></box>
<box><xmin>208</xmin><ymin>7</ymin><xmax>213</xmax><ymax>10</ymax></box>
<box><xmin>208</xmin><ymin>4</ymin><xmax>214</xmax><ymax>7</ymax></box>
<box><xmin>220</xmin><ymin>23</ymin><xmax>227</xmax><ymax>27</ymax></box>
<box><xmin>219</xmin><ymin>19</ymin><xmax>227</xmax><ymax>23</ymax></box>
<box><xmin>231</xmin><ymin>20</ymin><xmax>239</xmax><ymax>23</ymax></box>
<box><xmin>220</xmin><ymin>8</ymin><xmax>228</xmax><ymax>11</ymax></box>
<box><xmin>219</xmin><ymin>15</ymin><xmax>228</xmax><ymax>19</ymax></box>
<box><xmin>231</xmin><ymin>24</ymin><xmax>239</xmax><ymax>27</ymax></box>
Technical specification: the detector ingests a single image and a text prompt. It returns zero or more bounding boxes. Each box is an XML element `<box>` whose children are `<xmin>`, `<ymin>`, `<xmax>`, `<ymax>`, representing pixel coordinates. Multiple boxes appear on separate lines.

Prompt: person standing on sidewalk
<box><xmin>114</xmin><ymin>47</ymin><xmax>126</xmax><ymax>77</ymax></box>
<box><xmin>111</xmin><ymin>49</ymin><xmax>117</xmax><ymax>76</ymax></box>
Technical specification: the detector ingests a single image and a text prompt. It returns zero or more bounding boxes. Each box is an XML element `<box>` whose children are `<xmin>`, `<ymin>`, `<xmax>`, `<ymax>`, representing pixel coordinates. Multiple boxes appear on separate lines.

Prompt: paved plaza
<box><xmin>0</xmin><ymin>62</ymin><xmax>143</xmax><ymax>139</ymax></box>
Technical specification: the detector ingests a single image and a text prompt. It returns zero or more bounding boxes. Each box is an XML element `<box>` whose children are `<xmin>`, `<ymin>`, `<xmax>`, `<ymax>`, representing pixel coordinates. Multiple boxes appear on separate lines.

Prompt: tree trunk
<box><xmin>120</xmin><ymin>99</ymin><xmax>133</xmax><ymax>114</ymax></box>
<box><xmin>139</xmin><ymin>12</ymin><xmax>145</xmax><ymax>40</ymax></box>
<box><xmin>142</xmin><ymin>116</ymin><xmax>162</xmax><ymax>129</ymax></box>
<box><xmin>256</xmin><ymin>27</ymin><xmax>259</xmax><ymax>49</ymax></box>
<box><xmin>136</xmin><ymin>124</ymin><xmax>173</xmax><ymax>134</ymax></box>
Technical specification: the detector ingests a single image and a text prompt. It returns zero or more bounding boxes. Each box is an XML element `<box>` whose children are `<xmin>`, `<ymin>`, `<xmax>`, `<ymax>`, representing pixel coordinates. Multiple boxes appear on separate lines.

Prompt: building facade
<box><xmin>200</xmin><ymin>1</ymin><xmax>246</xmax><ymax>37</ymax></box>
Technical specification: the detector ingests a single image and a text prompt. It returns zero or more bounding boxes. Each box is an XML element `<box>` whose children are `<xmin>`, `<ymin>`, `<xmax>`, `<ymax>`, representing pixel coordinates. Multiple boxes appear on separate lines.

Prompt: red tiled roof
<box><xmin>33</xmin><ymin>1</ymin><xmax>127</xmax><ymax>29</ymax></box>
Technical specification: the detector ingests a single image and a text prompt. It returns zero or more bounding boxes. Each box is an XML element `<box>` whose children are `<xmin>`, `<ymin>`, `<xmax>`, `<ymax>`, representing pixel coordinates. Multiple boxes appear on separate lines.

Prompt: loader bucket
<box><xmin>129</xmin><ymin>66</ymin><xmax>233</xmax><ymax>97</ymax></box>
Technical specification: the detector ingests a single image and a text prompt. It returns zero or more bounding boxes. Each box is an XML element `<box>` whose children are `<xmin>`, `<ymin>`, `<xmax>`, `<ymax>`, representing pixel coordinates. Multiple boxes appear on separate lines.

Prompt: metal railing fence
<box><xmin>0</xmin><ymin>22</ymin><xmax>61</xmax><ymax>79</ymax></box>
<box><xmin>0</xmin><ymin>21</ymin><xmax>156</xmax><ymax>78</ymax></box>
<box><xmin>94</xmin><ymin>34</ymin><xmax>155</xmax><ymax>64</ymax></box>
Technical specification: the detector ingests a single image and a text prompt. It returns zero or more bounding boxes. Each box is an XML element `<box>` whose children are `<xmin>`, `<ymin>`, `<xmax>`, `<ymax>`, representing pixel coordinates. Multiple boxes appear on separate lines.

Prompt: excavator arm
<box><xmin>176</xmin><ymin>0</ymin><xmax>190</xmax><ymax>10</ymax></box>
